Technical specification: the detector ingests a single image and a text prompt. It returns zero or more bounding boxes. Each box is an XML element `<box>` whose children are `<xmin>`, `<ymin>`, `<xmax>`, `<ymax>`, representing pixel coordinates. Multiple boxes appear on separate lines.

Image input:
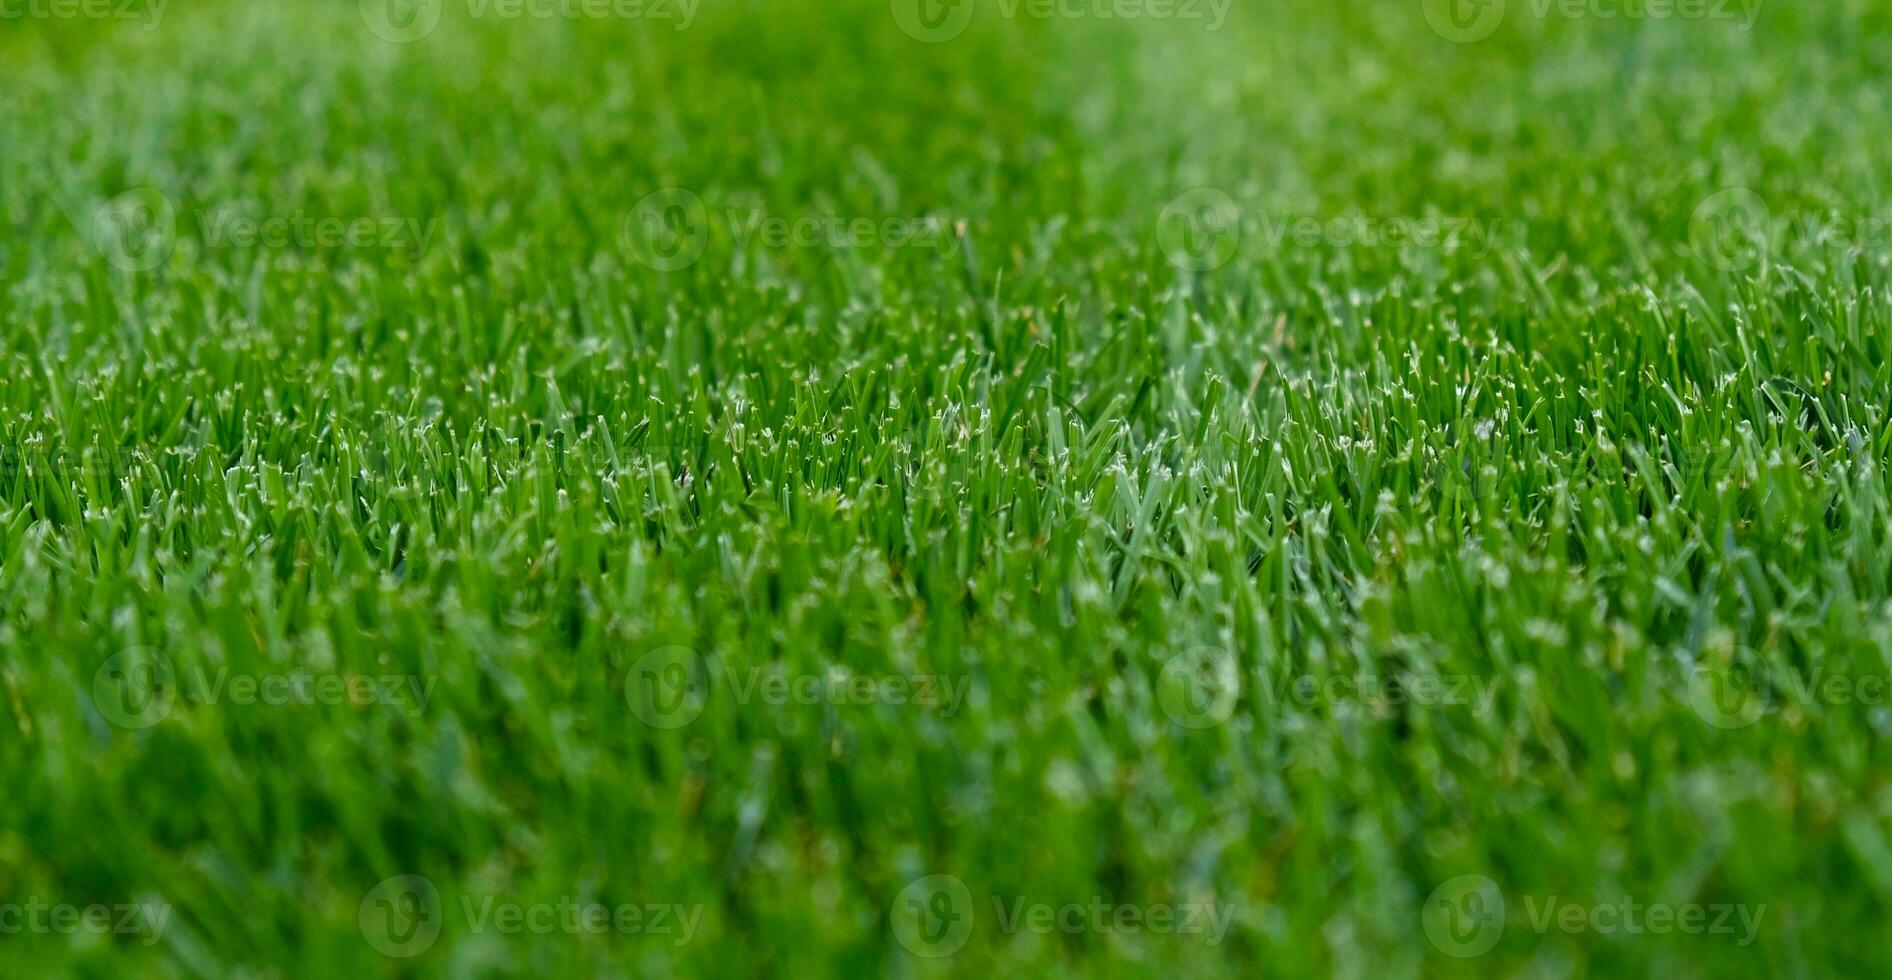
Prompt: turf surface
<box><xmin>4</xmin><ymin>0</ymin><xmax>1892</xmax><ymax>975</ymax></box>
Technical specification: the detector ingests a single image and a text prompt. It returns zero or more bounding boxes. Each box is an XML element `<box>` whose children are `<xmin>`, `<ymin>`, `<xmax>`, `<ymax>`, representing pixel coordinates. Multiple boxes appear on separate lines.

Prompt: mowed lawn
<box><xmin>3</xmin><ymin>0</ymin><xmax>1892</xmax><ymax>975</ymax></box>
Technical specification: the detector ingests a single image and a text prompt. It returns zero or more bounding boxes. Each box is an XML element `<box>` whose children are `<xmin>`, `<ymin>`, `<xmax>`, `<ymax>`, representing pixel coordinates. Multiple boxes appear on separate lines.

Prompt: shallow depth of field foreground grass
<box><xmin>4</xmin><ymin>0</ymin><xmax>1892</xmax><ymax>975</ymax></box>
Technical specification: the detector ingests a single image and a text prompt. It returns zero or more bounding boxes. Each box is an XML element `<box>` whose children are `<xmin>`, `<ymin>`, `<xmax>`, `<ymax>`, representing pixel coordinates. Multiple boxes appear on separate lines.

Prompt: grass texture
<box><xmin>4</xmin><ymin>0</ymin><xmax>1892</xmax><ymax>975</ymax></box>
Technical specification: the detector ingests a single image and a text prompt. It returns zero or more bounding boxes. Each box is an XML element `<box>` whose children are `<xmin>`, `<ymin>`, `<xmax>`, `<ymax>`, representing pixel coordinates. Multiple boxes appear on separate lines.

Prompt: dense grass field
<box><xmin>5</xmin><ymin>0</ymin><xmax>1892</xmax><ymax>974</ymax></box>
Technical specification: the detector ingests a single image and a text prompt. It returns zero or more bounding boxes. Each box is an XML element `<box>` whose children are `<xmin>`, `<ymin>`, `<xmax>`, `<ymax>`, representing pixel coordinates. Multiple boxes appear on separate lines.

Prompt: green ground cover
<box><xmin>3</xmin><ymin>0</ymin><xmax>1892</xmax><ymax>974</ymax></box>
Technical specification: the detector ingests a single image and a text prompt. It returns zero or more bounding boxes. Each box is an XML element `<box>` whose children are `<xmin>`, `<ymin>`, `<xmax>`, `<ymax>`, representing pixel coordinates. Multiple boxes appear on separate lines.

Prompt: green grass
<box><xmin>5</xmin><ymin>0</ymin><xmax>1892</xmax><ymax>975</ymax></box>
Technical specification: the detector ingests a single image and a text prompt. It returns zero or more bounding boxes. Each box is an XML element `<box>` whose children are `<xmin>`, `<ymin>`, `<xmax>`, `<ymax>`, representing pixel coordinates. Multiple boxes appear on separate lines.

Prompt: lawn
<box><xmin>3</xmin><ymin>0</ymin><xmax>1892</xmax><ymax>975</ymax></box>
